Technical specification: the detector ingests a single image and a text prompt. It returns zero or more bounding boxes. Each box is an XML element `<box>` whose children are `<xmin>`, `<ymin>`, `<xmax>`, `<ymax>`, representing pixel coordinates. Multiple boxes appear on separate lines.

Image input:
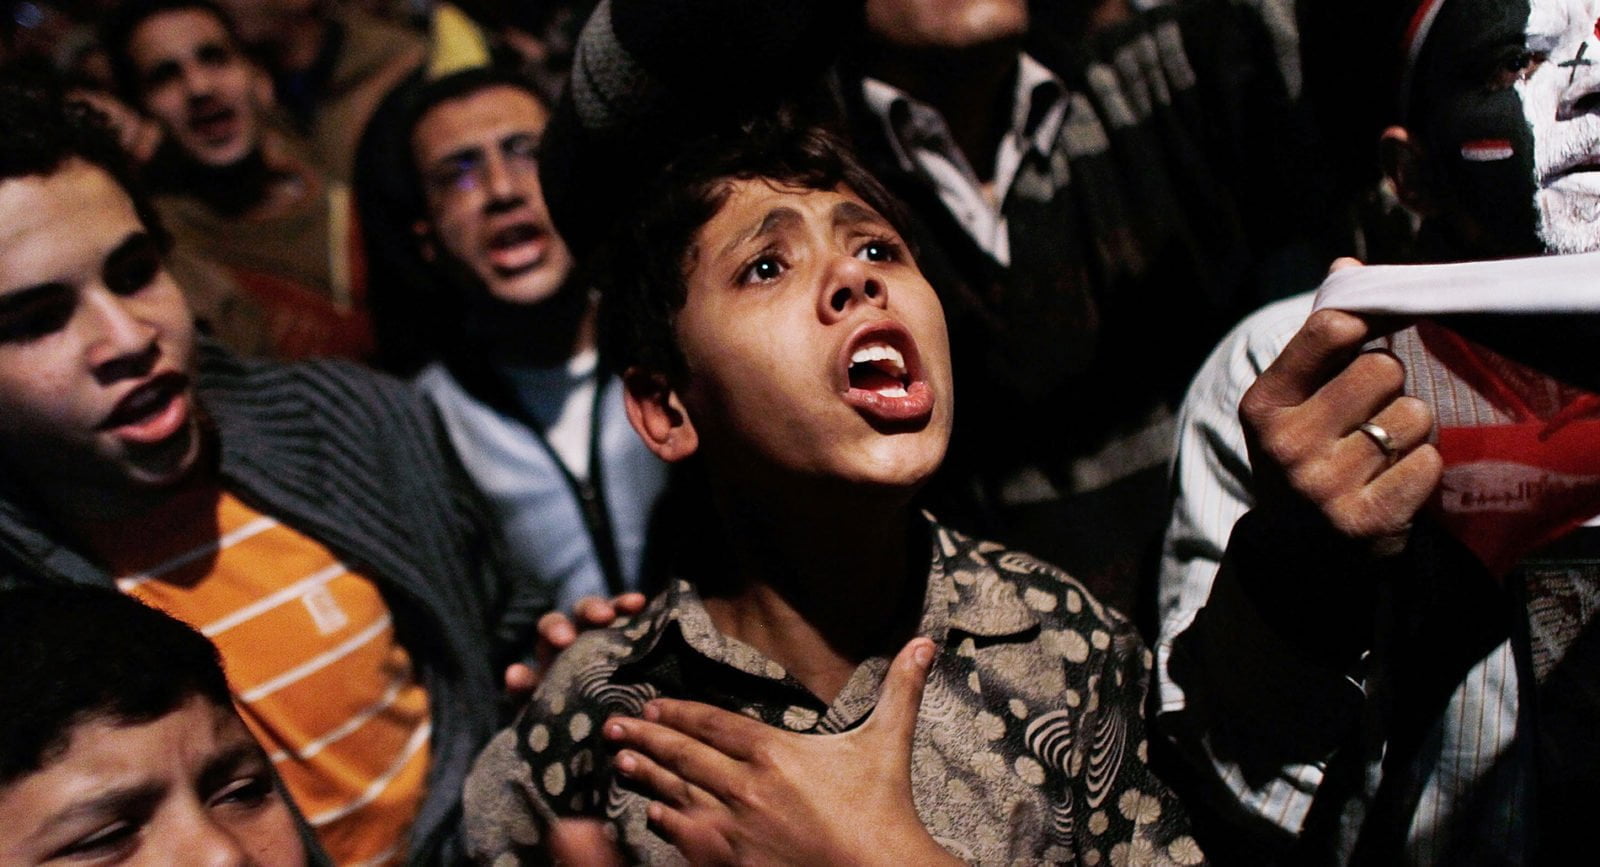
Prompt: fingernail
<box><xmin>615</xmin><ymin>751</ymin><xmax>637</xmax><ymax>774</ymax></box>
<box><xmin>646</xmin><ymin>801</ymin><xmax>662</xmax><ymax>822</ymax></box>
<box><xmin>604</xmin><ymin>721</ymin><xmax>625</xmax><ymax>740</ymax></box>
<box><xmin>642</xmin><ymin>702</ymin><xmax>661</xmax><ymax>721</ymax></box>
<box><xmin>912</xmin><ymin>640</ymin><xmax>934</xmax><ymax>667</ymax></box>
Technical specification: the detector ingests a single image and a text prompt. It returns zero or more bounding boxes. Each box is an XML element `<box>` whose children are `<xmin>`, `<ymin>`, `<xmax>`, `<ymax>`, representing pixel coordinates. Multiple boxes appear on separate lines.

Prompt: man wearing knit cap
<box><xmin>1157</xmin><ymin>0</ymin><xmax>1600</xmax><ymax>862</ymax></box>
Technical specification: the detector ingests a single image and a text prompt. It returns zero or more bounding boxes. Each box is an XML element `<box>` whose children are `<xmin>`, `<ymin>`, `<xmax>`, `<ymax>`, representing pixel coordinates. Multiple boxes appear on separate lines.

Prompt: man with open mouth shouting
<box><xmin>1157</xmin><ymin>0</ymin><xmax>1600</xmax><ymax>862</ymax></box>
<box><xmin>0</xmin><ymin>82</ymin><xmax>538</xmax><ymax>865</ymax></box>
<box><xmin>462</xmin><ymin>118</ymin><xmax>1196</xmax><ymax>865</ymax></box>
<box><xmin>101</xmin><ymin>0</ymin><xmax>375</xmax><ymax>361</ymax></box>
<box><xmin>384</xmin><ymin>65</ymin><xmax>669</xmax><ymax>621</ymax></box>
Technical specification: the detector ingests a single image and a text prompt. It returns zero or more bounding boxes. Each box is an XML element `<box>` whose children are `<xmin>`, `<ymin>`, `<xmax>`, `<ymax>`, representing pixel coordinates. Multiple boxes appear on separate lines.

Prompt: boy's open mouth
<box><xmin>485</xmin><ymin>220</ymin><xmax>549</xmax><ymax>276</ymax></box>
<box><xmin>188</xmin><ymin>102</ymin><xmax>239</xmax><ymax>146</ymax></box>
<box><xmin>839</xmin><ymin>321</ymin><xmax>934</xmax><ymax>426</ymax></box>
<box><xmin>100</xmin><ymin>371</ymin><xmax>192</xmax><ymax>446</ymax></box>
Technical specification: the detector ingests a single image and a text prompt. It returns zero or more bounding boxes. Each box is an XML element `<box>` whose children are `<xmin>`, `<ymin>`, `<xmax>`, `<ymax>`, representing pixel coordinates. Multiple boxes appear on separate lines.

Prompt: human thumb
<box><xmin>864</xmin><ymin>637</ymin><xmax>935</xmax><ymax>745</ymax></box>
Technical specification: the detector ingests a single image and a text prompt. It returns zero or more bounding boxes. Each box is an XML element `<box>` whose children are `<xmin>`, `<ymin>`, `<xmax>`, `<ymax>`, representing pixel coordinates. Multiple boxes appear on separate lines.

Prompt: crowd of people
<box><xmin>0</xmin><ymin>0</ymin><xmax>1595</xmax><ymax>864</ymax></box>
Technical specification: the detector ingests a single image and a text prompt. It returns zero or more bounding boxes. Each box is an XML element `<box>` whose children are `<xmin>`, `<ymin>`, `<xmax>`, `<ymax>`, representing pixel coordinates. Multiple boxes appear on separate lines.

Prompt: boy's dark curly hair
<box><xmin>596</xmin><ymin>116</ymin><xmax>912</xmax><ymax>382</ymax></box>
<box><xmin>0</xmin><ymin>585</ymin><xmax>234</xmax><ymax>787</ymax></box>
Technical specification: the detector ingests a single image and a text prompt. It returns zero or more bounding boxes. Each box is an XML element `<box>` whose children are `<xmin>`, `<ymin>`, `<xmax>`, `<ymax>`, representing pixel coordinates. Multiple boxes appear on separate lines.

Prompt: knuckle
<box><xmin>1390</xmin><ymin>396</ymin><xmax>1434</xmax><ymax>433</ymax></box>
<box><xmin>1239</xmin><ymin>382</ymin><xmax>1272</xmax><ymax>423</ymax></box>
<box><xmin>1303</xmin><ymin>308</ymin><xmax>1363</xmax><ymax>346</ymax></box>
<box><xmin>1352</xmin><ymin>350</ymin><xmax>1405</xmax><ymax>392</ymax></box>
<box><xmin>1411</xmin><ymin>443</ymin><xmax>1444</xmax><ymax>479</ymax></box>
<box><xmin>727</xmin><ymin>779</ymin><xmax>764</xmax><ymax>809</ymax></box>
<box><xmin>1257</xmin><ymin>425</ymin><xmax>1307</xmax><ymax>468</ymax></box>
<box><xmin>1324</xmin><ymin>494</ymin><xmax>1387</xmax><ymax>540</ymax></box>
<box><xmin>662</xmin><ymin>740</ymin><xmax>692</xmax><ymax>768</ymax></box>
<box><xmin>745</xmin><ymin>742</ymin><xmax>778</xmax><ymax>768</ymax></box>
<box><xmin>1288</xmin><ymin>460</ymin><xmax>1340</xmax><ymax>502</ymax></box>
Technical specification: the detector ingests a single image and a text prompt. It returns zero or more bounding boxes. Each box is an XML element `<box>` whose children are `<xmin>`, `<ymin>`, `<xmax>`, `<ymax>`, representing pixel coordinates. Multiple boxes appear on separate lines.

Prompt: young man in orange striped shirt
<box><xmin>0</xmin><ymin>80</ymin><xmax>538</xmax><ymax>864</ymax></box>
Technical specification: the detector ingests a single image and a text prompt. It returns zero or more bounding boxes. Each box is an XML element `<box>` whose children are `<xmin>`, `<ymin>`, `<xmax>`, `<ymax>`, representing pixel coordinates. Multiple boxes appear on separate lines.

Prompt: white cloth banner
<box><xmin>1312</xmin><ymin>252</ymin><xmax>1600</xmax><ymax>315</ymax></box>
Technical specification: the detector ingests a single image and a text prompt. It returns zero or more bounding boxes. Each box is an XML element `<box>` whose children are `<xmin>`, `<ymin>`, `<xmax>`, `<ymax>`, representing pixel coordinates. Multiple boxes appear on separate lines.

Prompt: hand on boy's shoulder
<box><xmin>506</xmin><ymin>593</ymin><xmax>650</xmax><ymax>697</ymax></box>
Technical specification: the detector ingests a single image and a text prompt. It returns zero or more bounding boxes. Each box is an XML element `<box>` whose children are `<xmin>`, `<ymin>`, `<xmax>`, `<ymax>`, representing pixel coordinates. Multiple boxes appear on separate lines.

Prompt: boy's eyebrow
<box><xmin>831</xmin><ymin>200</ymin><xmax>886</xmax><ymax>230</ymax></box>
<box><xmin>717</xmin><ymin>206</ymin><xmax>803</xmax><ymax>260</ymax></box>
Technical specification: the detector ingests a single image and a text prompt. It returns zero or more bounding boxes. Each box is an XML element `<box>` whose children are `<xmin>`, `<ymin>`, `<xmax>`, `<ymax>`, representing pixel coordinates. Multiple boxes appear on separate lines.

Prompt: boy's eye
<box><xmin>104</xmin><ymin>236</ymin><xmax>163</xmax><ymax>297</ymax></box>
<box><xmin>49</xmin><ymin>820</ymin><xmax>140</xmax><ymax>862</ymax></box>
<box><xmin>740</xmin><ymin>255</ymin><xmax>785</xmax><ymax>284</ymax></box>
<box><xmin>429</xmin><ymin>156</ymin><xmax>482</xmax><ymax>193</ymax></box>
<box><xmin>856</xmin><ymin>239</ymin><xmax>899</xmax><ymax>263</ymax></box>
<box><xmin>0</xmin><ymin>287</ymin><xmax>76</xmax><ymax>344</ymax></box>
<box><xmin>503</xmin><ymin>133</ymin><xmax>541</xmax><ymax>166</ymax></box>
<box><xmin>196</xmin><ymin>43</ymin><xmax>235</xmax><ymax>67</ymax></box>
<box><xmin>141</xmin><ymin>62</ymin><xmax>180</xmax><ymax>91</ymax></box>
<box><xmin>210</xmin><ymin>774</ymin><xmax>274</xmax><ymax>810</ymax></box>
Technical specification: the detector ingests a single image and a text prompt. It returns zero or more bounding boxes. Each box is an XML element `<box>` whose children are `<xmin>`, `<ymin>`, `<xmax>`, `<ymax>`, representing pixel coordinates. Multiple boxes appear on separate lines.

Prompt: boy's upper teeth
<box><xmin>850</xmin><ymin>343</ymin><xmax>906</xmax><ymax>373</ymax></box>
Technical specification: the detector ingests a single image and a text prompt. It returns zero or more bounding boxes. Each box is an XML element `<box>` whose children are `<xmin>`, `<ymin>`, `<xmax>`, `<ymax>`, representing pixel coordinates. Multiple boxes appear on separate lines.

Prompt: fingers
<box><xmin>612</xmin><ymin>592</ymin><xmax>648</xmax><ymax>616</ymax></box>
<box><xmin>1244</xmin><ymin>309</ymin><xmax>1374</xmax><ymax>413</ymax></box>
<box><xmin>614</xmin><ymin>748</ymin><xmax>703</xmax><ymax>808</ymax></box>
<box><xmin>572</xmin><ymin>593</ymin><xmax>645</xmax><ymax>628</ymax></box>
<box><xmin>1283</xmin><ymin>389</ymin><xmax>1433</xmax><ymax>505</ymax></box>
<box><xmin>538</xmin><ymin>611</ymin><xmax>579</xmax><ymax>651</ymax></box>
<box><xmin>861</xmin><ymin>638</ymin><xmax>934</xmax><ymax>746</ymax></box>
<box><xmin>503</xmin><ymin>662</ymin><xmax>537</xmax><ymax>696</ymax></box>
<box><xmin>1298</xmin><ymin>350</ymin><xmax>1407</xmax><ymax>436</ymax></box>
<box><xmin>1327</xmin><ymin>443</ymin><xmax>1444</xmax><ymax>543</ymax></box>
<box><xmin>547</xmin><ymin>818</ymin><xmax>627</xmax><ymax>867</ymax></box>
<box><xmin>1337</xmin><ymin>395</ymin><xmax>1433</xmax><ymax>478</ymax></box>
<box><xmin>643</xmin><ymin>699</ymin><xmax>769</xmax><ymax>761</ymax></box>
<box><xmin>603</xmin><ymin>715</ymin><xmax>745</xmax><ymax>795</ymax></box>
<box><xmin>645</xmin><ymin>802</ymin><xmax>736</xmax><ymax>865</ymax></box>
<box><xmin>1328</xmin><ymin>256</ymin><xmax>1364</xmax><ymax>274</ymax></box>
<box><xmin>573</xmin><ymin>596</ymin><xmax>618</xmax><ymax>627</ymax></box>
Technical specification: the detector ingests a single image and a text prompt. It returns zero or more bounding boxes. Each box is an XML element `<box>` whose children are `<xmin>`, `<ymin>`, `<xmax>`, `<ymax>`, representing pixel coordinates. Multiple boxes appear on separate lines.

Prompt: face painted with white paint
<box><xmin>1518</xmin><ymin>0</ymin><xmax>1600</xmax><ymax>253</ymax></box>
<box><xmin>1409</xmin><ymin>0</ymin><xmax>1600</xmax><ymax>256</ymax></box>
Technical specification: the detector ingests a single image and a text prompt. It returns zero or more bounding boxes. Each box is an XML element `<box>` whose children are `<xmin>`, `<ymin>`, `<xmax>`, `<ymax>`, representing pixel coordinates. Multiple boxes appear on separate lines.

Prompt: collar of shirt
<box><xmin>609</xmin><ymin>518</ymin><xmax>1040</xmax><ymax>730</ymax></box>
<box><xmin>860</xmin><ymin>54</ymin><xmax>1068</xmax><ymax>264</ymax></box>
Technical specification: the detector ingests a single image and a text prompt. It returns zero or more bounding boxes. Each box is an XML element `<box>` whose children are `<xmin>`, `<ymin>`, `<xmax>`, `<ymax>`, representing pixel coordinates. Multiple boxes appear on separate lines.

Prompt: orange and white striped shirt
<box><xmin>88</xmin><ymin>484</ymin><xmax>431</xmax><ymax>866</ymax></box>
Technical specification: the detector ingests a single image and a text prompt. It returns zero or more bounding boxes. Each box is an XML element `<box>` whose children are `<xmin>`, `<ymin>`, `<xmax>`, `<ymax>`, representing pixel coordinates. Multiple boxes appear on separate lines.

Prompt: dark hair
<box><xmin>0</xmin><ymin>585</ymin><xmax>234</xmax><ymax>787</ymax></box>
<box><xmin>101</xmin><ymin>0</ymin><xmax>241</xmax><ymax>102</ymax></box>
<box><xmin>0</xmin><ymin>74</ymin><xmax>167</xmax><ymax>242</ymax></box>
<box><xmin>596</xmin><ymin>117</ymin><xmax>912</xmax><ymax>381</ymax></box>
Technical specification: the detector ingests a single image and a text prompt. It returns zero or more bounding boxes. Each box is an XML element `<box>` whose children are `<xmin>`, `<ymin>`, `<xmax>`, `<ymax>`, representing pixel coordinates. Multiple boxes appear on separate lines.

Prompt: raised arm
<box><xmin>1157</xmin><ymin>296</ymin><xmax>1441</xmax><ymax>850</ymax></box>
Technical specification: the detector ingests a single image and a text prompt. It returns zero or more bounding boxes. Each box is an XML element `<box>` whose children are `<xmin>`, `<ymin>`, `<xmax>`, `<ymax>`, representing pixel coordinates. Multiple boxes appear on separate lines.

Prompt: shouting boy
<box><xmin>464</xmin><ymin>120</ymin><xmax>1195</xmax><ymax>864</ymax></box>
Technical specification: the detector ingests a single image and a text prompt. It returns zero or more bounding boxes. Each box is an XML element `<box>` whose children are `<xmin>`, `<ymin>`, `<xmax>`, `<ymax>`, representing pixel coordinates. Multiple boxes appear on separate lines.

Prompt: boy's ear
<box><xmin>1380</xmin><ymin>125</ymin><xmax>1438</xmax><ymax>217</ymax></box>
<box><xmin>622</xmin><ymin>367</ymin><xmax>699</xmax><ymax>462</ymax></box>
